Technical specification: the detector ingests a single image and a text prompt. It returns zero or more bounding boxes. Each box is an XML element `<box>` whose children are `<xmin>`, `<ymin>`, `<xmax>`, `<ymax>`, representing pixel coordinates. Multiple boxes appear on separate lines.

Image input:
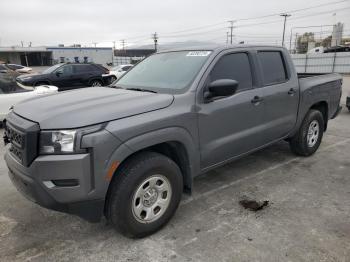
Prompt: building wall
<box><xmin>0</xmin><ymin>52</ymin><xmax>21</xmax><ymax>64</ymax></box>
<box><xmin>47</xmin><ymin>47</ymin><xmax>113</xmax><ymax>66</ymax></box>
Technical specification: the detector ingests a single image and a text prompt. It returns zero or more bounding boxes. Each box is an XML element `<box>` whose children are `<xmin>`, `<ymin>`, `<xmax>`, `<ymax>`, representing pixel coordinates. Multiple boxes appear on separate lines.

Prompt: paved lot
<box><xmin>0</xmin><ymin>77</ymin><xmax>350</xmax><ymax>262</ymax></box>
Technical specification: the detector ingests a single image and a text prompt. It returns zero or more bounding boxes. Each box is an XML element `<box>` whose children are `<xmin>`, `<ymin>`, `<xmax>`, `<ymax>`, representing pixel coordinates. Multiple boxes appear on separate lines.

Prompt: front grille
<box><xmin>5</xmin><ymin>112</ymin><xmax>39</xmax><ymax>166</ymax></box>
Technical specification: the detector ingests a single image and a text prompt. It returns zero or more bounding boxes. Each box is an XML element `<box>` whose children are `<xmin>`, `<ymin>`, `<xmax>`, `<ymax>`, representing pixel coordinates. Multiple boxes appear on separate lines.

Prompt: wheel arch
<box><xmin>106</xmin><ymin>127</ymin><xmax>200</xmax><ymax>195</ymax></box>
<box><xmin>310</xmin><ymin>101</ymin><xmax>328</xmax><ymax>131</ymax></box>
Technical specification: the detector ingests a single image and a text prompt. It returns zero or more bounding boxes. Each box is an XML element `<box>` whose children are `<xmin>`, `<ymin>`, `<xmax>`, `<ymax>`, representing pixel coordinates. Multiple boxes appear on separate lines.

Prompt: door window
<box><xmin>209</xmin><ymin>53</ymin><xmax>253</xmax><ymax>92</ymax></box>
<box><xmin>60</xmin><ymin>65</ymin><xmax>73</xmax><ymax>75</ymax></box>
<box><xmin>257</xmin><ymin>51</ymin><xmax>288</xmax><ymax>85</ymax></box>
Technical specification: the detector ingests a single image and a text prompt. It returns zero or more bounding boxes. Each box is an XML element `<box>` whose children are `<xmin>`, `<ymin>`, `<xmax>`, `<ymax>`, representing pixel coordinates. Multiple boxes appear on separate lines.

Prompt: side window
<box><xmin>57</xmin><ymin>65</ymin><xmax>73</xmax><ymax>75</ymax></box>
<box><xmin>209</xmin><ymin>53</ymin><xmax>253</xmax><ymax>92</ymax></box>
<box><xmin>75</xmin><ymin>64</ymin><xmax>93</xmax><ymax>73</ymax></box>
<box><xmin>257</xmin><ymin>51</ymin><xmax>287</xmax><ymax>85</ymax></box>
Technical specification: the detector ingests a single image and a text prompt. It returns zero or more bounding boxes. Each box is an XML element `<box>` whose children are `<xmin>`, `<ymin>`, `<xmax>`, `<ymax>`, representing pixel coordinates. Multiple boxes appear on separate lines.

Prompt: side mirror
<box><xmin>205</xmin><ymin>79</ymin><xmax>239</xmax><ymax>101</ymax></box>
<box><xmin>0</xmin><ymin>69</ymin><xmax>8</xmax><ymax>74</ymax></box>
<box><xmin>55</xmin><ymin>71</ymin><xmax>62</xmax><ymax>76</ymax></box>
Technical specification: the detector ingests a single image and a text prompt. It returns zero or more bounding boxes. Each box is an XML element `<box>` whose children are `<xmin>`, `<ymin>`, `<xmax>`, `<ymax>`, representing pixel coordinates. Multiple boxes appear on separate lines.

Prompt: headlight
<box><xmin>20</xmin><ymin>77</ymin><xmax>32</xmax><ymax>81</ymax></box>
<box><xmin>40</xmin><ymin>130</ymin><xmax>77</xmax><ymax>154</ymax></box>
<box><xmin>39</xmin><ymin>125</ymin><xmax>103</xmax><ymax>155</ymax></box>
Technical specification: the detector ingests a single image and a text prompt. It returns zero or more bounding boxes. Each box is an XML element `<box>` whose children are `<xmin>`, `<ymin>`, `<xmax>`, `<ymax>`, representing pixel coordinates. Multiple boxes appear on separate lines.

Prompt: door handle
<box><xmin>251</xmin><ymin>96</ymin><xmax>263</xmax><ymax>105</ymax></box>
<box><xmin>288</xmin><ymin>88</ymin><xmax>296</xmax><ymax>95</ymax></box>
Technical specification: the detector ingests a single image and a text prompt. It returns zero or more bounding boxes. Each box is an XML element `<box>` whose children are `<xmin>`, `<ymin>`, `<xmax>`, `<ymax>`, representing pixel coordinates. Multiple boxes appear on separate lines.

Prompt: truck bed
<box><xmin>297</xmin><ymin>72</ymin><xmax>342</xmax><ymax>120</ymax></box>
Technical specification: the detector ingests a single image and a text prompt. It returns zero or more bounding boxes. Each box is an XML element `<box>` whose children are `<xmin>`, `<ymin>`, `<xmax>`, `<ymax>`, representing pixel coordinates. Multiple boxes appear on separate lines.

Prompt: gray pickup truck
<box><xmin>3</xmin><ymin>45</ymin><xmax>342</xmax><ymax>238</ymax></box>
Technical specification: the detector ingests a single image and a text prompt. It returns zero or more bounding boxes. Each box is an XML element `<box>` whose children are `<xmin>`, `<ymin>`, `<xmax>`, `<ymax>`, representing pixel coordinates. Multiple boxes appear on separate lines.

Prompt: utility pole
<box><xmin>152</xmin><ymin>32</ymin><xmax>158</xmax><ymax>52</ymax></box>
<box><xmin>280</xmin><ymin>13</ymin><xmax>291</xmax><ymax>47</ymax></box>
<box><xmin>93</xmin><ymin>42</ymin><xmax>97</xmax><ymax>48</ymax></box>
<box><xmin>120</xmin><ymin>39</ymin><xmax>126</xmax><ymax>51</ymax></box>
<box><xmin>21</xmin><ymin>41</ymin><xmax>24</xmax><ymax>47</ymax></box>
<box><xmin>112</xmin><ymin>41</ymin><xmax>116</xmax><ymax>66</ymax></box>
<box><xmin>228</xmin><ymin>20</ymin><xmax>235</xmax><ymax>44</ymax></box>
<box><xmin>226</xmin><ymin>32</ymin><xmax>229</xmax><ymax>44</ymax></box>
<box><xmin>294</xmin><ymin>33</ymin><xmax>298</xmax><ymax>54</ymax></box>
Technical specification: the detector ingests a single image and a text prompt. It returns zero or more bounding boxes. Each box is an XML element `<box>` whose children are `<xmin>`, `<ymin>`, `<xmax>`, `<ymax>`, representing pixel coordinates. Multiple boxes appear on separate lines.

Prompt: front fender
<box><xmin>106</xmin><ymin>127</ymin><xmax>200</xmax><ymax>190</ymax></box>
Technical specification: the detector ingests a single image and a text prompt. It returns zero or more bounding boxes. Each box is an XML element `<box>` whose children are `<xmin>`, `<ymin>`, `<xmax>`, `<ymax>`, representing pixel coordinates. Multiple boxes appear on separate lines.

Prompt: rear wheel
<box><xmin>289</xmin><ymin>109</ymin><xmax>324</xmax><ymax>156</ymax></box>
<box><xmin>106</xmin><ymin>152</ymin><xmax>183</xmax><ymax>238</ymax></box>
<box><xmin>90</xmin><ymin>80</ymin><xmax>102</xmax><ymax>87</ymax></box>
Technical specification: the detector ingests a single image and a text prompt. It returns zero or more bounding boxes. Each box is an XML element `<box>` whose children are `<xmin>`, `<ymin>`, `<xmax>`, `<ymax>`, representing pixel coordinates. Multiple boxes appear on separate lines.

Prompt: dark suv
<box><xmin>16</xmin><ymin>63</ymin><xmax>111</xmax><ymax>91</ymax></box>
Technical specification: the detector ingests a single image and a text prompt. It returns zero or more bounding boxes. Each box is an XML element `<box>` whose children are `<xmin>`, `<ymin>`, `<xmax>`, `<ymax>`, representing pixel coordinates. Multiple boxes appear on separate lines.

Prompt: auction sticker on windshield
<box><xmin>186</xmin><ymin>51</ymin><xmax>211</xmax><ymax>56</ymax></box>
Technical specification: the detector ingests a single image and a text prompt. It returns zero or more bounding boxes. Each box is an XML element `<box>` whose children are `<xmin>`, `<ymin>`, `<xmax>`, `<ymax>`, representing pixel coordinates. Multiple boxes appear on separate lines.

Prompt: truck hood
<box><xmin>13</xmin><ymin>87</ymin><xmax>174</xmax><ymax>129</ymax></box>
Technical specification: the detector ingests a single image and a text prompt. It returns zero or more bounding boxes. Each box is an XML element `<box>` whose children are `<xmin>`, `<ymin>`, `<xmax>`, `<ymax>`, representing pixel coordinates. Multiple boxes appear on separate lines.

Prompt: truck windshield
<box><xmin>115</xmin><ymin>51</ymin><xmax>211</xmax><ymax>93</ymax></box>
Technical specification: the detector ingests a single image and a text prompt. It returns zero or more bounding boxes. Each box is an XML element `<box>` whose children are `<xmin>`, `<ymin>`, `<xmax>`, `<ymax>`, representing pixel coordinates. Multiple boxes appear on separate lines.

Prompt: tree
<box><xmin>296</xmin><ymin>32</ymin><xmax>315</xmax><ymax>54</ymax></box>
<box><xmin>321</xmin><ymin>36</ymin><xmax>332</xmax><ymax>48</ymax></box>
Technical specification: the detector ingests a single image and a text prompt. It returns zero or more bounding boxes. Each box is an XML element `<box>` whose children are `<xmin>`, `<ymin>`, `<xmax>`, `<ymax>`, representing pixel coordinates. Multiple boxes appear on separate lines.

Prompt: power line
<box><xmin>235</xmin><ymin>0</ymin><xmax>349</xmax><ymax>21</ymax></box>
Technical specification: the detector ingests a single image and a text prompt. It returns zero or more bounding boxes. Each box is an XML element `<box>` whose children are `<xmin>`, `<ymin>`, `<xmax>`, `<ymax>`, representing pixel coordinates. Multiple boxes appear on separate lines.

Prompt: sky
<box><xmin>0</xmin><ymin>0</ymin><xmax>350</xmax><ymax>49</ymax></box>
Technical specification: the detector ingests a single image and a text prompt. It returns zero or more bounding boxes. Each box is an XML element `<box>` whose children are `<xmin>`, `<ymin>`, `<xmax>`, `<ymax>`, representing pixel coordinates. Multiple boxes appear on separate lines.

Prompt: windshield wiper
<box><xmin>125</xmin><ymin>87</ymin><xmax>157</xmax><ymax>93</ymax></box>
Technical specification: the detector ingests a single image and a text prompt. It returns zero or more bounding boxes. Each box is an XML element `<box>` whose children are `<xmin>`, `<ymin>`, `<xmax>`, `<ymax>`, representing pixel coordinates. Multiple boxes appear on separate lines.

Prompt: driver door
<box><xmin>197</xmin><ymin>51</ymin><xmax>265</xmax><ymax>169</ymax></box>
<box><xmin>51</xmin><ymin>65</ymin><xmax>75</xmax><ymax>89</ymax></box>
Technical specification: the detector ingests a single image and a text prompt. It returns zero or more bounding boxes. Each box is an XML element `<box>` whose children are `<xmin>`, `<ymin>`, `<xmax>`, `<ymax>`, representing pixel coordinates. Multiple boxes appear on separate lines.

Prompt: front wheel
<box><xmin>106</xmin><ymin>152</ymin><xmax>183</xmax><ymax>238</ymax></box>
<box><xmin>289</xmin><ymin>109</ymin><xmax>324</xmax><ymax>156</ymax></box>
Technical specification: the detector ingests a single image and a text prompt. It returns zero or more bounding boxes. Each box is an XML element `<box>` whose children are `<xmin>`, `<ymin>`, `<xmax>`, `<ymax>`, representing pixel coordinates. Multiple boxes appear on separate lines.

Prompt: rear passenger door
<box><xmin>257</xmin><ymin>50</ymin><xmax>299</xmax><ymax>143</ymax></box>
<box><xmin>198</xmin><ymin>51</ymin><xmax>265</xmax><ymax>169</ymax></box>
<box><xmin>74</xmin><ymin>64</ymin><xmax>95</xmax><ymax>87</ymax></box>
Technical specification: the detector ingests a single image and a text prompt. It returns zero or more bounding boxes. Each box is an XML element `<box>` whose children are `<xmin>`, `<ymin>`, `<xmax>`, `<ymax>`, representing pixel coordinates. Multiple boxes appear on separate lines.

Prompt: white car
<box><xmin>108</xmin><ymin>64</ymin><xmax>133</xmax><ymax>82</ymax></box>
<box><xmin>0</xmin><ymin>85</ymin><xmax>58</xmax><ymax>124</ymax></box>
<box><xmin>6</xmin><ymin>64</ymin><xmax>33</xmax><ymax>74</ymax></box>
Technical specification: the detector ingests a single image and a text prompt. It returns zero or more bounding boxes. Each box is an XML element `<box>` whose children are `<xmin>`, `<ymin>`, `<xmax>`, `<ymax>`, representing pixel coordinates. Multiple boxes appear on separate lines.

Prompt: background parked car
<box><xmin>16</xmin><ymin>63</ymin><xmax>111</xmax><ymax>91</ymax></box>
<box><xmin>0</xmin><ymin>67</ymin><xmax>58</xmax><ymax>125</ymax></box>
<box><xmin>6</xmin><ymin>64</ymin><xmax>33</xmax><ymax>73</ymax></box>
<box><xmin>108</xmin><ymin>64</ymin><xmax>133</xmax><ymax>82</ymax></box>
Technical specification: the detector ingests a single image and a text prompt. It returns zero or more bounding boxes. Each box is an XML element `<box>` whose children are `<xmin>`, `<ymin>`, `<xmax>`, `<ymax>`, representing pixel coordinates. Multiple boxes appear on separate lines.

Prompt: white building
<box><xmin>0</xmin><ymin>46</ymin><xmax>113</xmax><ymax>66</ymax></box>
<box><xmin>47</xmin><ymin>47</ymin><xmax>113</xmax><ymax>65</ymax></box>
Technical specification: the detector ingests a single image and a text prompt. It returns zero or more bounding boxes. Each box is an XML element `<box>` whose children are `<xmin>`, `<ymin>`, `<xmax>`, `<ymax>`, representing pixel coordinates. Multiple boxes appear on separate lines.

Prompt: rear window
<box><xmin>93</xmin><ymin>64</ymin><xmax>109</xmax><ymax>73</ymax></box>
<box><xmin>75</xmin><ymin>64</ymin><xmax>93</xmax><ymax>73</ymax></box>
<box><xmin>257</xmin><ymin>51</ymin><xmax>288</xmax><ymax>85</ymax></box>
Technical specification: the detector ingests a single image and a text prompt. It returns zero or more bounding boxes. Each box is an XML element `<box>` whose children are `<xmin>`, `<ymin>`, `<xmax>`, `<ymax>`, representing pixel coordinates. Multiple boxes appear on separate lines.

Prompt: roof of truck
<box><xmin>159</xmin><ymin>44</ymin><xmax>285</xmax><ymax>53</ymax></box>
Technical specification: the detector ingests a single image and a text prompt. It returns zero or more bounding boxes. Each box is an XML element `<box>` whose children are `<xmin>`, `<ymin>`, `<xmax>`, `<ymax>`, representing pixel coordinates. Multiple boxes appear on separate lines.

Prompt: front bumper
<box><xmin>5</xmin><ymin>150</ymin><xmax>104</xmax><ymax>222</ymax></box>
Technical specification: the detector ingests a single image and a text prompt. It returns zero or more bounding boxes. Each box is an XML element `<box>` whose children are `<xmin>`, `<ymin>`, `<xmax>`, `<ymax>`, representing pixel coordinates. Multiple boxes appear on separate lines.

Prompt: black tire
<box><xmin>106</xmin><ymin>152</ymin><xmax>183</xmax><ymax>238</ymax></box>
<box><xmin>110</xmin><ymin>76</ymin><xmax>117</xmax><ymax>84</ymax></box>
<box><xmin>289</xmin><ymin>109</ymin><xmax>324</xmax><ymax>156</ymax></box>
<box><xmin>347</xmin><ymin>106</ymin><xmax>350</xmax><ymax>112</ymax></box>
<box><xmin>90</xmin><ymin>79</ymin><xmax>103</xmax><ymax>87</ymax></box>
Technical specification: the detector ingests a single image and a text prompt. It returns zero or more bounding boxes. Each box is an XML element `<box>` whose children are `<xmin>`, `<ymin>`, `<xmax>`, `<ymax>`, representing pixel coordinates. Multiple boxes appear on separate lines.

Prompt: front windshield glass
<box><xmin>116</xmin><ymin>51</ymin><xmax>211</xmax><ymax>93</ymax></box>
<box><xmin>42</xmin><ymin>64</ymin><xmax>63</xmax><ymax>74</ymax></box>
